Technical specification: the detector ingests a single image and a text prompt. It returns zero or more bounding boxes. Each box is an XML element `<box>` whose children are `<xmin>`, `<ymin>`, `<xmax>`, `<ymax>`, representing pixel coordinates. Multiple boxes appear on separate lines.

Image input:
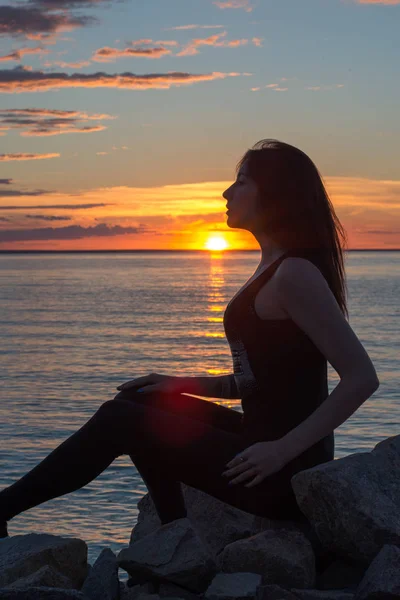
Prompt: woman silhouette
<box><xmin>0</xmin><ymin>139</ymin><xmax>379</xmax><ymax>538</ymax></box>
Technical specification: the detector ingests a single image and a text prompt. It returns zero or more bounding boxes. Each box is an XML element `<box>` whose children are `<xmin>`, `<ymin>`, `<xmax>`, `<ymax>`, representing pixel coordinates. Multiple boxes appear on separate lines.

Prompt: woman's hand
<box><xmin>116</xmin><ymin>372</ymin><xmax>185</xmax><ymax>395</ymax></box>
<box><xmin>221</xmin><ymin>440</ymin><xmax>288</xmax><ymax>488</ymax></box>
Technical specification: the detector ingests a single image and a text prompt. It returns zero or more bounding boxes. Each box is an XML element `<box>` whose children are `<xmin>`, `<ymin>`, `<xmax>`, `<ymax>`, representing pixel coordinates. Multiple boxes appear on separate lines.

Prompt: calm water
<box><xmin>0</xmin><ymin>251</ymin><xmax>399</xmax><ymax>566</ymax></box>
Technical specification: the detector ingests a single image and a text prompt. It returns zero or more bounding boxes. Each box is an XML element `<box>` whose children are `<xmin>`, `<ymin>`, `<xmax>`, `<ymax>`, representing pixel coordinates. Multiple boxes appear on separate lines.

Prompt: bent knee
<box><xmin>97</xmin><ymin>398</ymin><xmax>134</xmax><ymax>420</ymax></box>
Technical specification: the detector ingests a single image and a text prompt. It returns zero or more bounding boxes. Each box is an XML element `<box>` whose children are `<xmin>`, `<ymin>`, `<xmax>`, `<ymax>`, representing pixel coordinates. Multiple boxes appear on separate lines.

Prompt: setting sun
<box><xmin>204</xmin><ymin>235</ymin><xmax>229</xmax><ymax>251</ymax></box>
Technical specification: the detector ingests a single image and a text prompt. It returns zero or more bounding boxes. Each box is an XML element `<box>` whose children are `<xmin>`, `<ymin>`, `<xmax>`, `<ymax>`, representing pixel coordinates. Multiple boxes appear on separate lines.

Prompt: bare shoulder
<box><xmin>276</xmin><ymin>256</ymin><xmax>329</xmax><ymax>290</ymax></box>
<box><xmin>274</xmin><ymin>256</ymin><xmax>379</xmax><ymax>385</ymax></box>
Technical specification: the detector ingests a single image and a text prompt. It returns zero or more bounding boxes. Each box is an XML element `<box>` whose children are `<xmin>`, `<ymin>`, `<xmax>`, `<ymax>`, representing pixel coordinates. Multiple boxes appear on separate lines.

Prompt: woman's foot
<box><xmin>0</xmin><ymin>521</ymin><xmax>9</xmax><ymax>538</ymax></box>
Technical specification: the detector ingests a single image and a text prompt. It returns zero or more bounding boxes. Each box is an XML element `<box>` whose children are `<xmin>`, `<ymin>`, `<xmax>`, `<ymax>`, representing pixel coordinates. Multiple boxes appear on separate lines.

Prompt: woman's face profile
<box><xmin>223</xmin><ymin>161</ymin><xmax>261</xmax><ymax>231</ymax></box>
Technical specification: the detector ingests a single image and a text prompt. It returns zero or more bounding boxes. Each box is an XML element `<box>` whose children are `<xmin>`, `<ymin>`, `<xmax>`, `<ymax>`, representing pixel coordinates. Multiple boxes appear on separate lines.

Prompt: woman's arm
<box><xmin>274</xmin><ymin>257</ymin><xmax>380</xmax><ymax>463</ymax></box>
<box><xmin>179</xmin><ymin>374</ymin><xmax>241</xmax><ymax>399</ymax></box>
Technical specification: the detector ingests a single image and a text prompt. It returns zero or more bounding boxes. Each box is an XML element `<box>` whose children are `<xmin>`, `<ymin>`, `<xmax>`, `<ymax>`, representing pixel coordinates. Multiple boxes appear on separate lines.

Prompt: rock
<box><xmin>354</xmin><ymin>544</ymin><xmax>400</xmax><ymax>599</ymax></box>
<box><xmin>119</xmin><ymin>584</ymin><xmax>161</xmax><ymax>600</ymax></box>
<box><xmin>158</xmin><ymin>581</ymin><xmax>199</xmax><ymax>600</ymax></box>
<box><xmin>0</xmin><ymin>589</ymin><xmax>87</xmax><ymax>600</ymax></box>
<box><xmin>291</xmin><ymin>434</ymin><xmax>400</xmax><ymax>565</ymax></box>
<box><xmin>130</xmin><ymin>484</ymin><xmax>284</xmax><ymax>558</ymax></box>
<box><xmin>126</xmin><ymin>574</ymin><xmax>160</xmax><ymax>595</ymax></box>
<box><xmin>120</xmin><ymin>593</ymin><xmax>159</xmax><ymax>600</ymax></box>
<box><xmin>255</xmin><ymin>585</ymin><xmax>299</xmax><ymax>600</ymax></box>
<box><xmin>204</xmin><ymin>572</ymin><xmax>262</xmax><ymax>600</ymax></box>
<box><xmin>118</xmin><ymin>584</ymin><xmax>142</xmax><ymax>600</ymax></box>
<box><xmin>316</xmin><ymin>557</ymin><xmax>366</xmax><ymax>591</ymax></box>
<box><xmin>118</xmin><ymin>518</ymin><xmax>217</xmax><ymax>593</ymax></box>
<box><xmin>219</xmin><ymin>527</ymin><xmax>316</xmax><ymax>589</ymax></box>
<box><xmin>81</xmin><ymin>548</ymin><xmax>119</xmax><ymax>600</ymax></box>
<box><xmin>289</xmin><ymin>591</ymin><xmax>354</xmax><ymax>600</ymax></box>
<box><xmin>4</xmin><ymin>565</ymin><xmax>74</xmax><ymax>590</ymax></box>
<box><xmin>0</xmin><ymin>534</ymin><xmax>89</xmax><ymax>589</ymax></box>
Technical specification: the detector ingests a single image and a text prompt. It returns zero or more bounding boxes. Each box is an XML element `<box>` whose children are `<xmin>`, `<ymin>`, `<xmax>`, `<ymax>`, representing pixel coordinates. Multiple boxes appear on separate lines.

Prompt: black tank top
<box><xmin>223</xmin><ymin>250</ymin><xmax>334</xmax><ymax>469</ymax></box>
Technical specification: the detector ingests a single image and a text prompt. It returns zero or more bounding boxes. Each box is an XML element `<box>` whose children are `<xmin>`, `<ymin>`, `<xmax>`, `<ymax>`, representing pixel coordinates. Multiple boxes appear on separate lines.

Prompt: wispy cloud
<box><xmin>0</xmin><ymin>152</ymin><xmax>60</xmax><ymax>161</ymax></box>
<box><xmin>1</xmin><ymin>176</ymin><xmax>399</xmax><ymax>248</ymax></box>
<box><xmin>92</xmin><ymin>45</ymin><xmax>173</xmax><ymax>62</ymax></box>
<box><xmin>0</xmin><ymin>223</ymin><xmax>149</xmax><ymax>242</ymax></box>
<box><xmin>0</xmin><ymin>108</ymin><xmax>116</xmax><ymax>137</ymax></box>
<box><xmin>25</xmin><ymin>214</ymin><xmax>72</xmax><ymax>221</ymax></box>
<box><xmin>0</xmin><ymin>5</ymin><xmax>97</xmax><ymax>39</ymax></box>
<box><xmin>91</xmin><ymin>32</ymin><xmax>261</xmax><ymax>62</ymax></box>
<box><xmin>0</xmin><ymin>66</ymin><xmax>244</xmax><ymax>93</ymax></box>
<box><xmin>213</xmin><ymin>0</ymin><xmax>254</xmax><ymax>12</ymax></box>
<box><xmin>176</xmin><ymin>30</ymin><xmax>255</xmax><ymax>56</ymax></box>
<box><xmin>0</xmin><ymin>203</ymin><xmax>110</xmax><ymax>209</ymax></box>
<box><xmin>0</xmin><ymin>46</ymin><xmax>49</xmax><ymax>63</ymax></box>
<box><xmin>305</xmin><ymin>84</ymin><xmax>344</xmax><ymax>91</ymax></box>
<box><xmin>164</xmin><ymin>25</ymin><xmax>225</xmax><ymax>31</ymax></box>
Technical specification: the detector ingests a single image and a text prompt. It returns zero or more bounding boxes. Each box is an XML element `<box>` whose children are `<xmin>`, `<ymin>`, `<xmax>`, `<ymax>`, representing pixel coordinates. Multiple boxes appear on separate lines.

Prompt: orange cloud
<box><xmin>0</xmin><ymin>66</ymin><xmax>244</xmax><ymax>93</ymax></box>
<box><xmin>0</xmin><ymin>152</ymin><xmax>60</xmax><ymax>161</ymax></box>
<box><xmin>213</xmin><ymin>0</ymin><xmax>253</xmax><ymax>12</ymax></box>
<box><xmin>1</xmin><ymin>176</ymin><xmax>400</xmax><ymax>250</ymax></box>
<box><xmin>0</xmin><ymin>46</ymin><xmax>49</xmax><ymax>63</ymax></box>
<box><xmin>92</xmin><ymin>46</ymin><xmax>173</xmax><ymax>62</ymax></box>
<box><xmin>0</xmin><ymin>108</ymin><xmax>116</xmax><ymax>137</ymax></box>
<box><xmin>164</xmin><ymin>25</ymin><xmax>225</xmax><ymax>31</ymax></box>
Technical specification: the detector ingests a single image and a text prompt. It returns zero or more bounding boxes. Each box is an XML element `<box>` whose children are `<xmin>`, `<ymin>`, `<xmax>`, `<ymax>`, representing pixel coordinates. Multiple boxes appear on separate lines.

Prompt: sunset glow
<box><xmin>205</xmin><ymin>235</ymin><xmax>229</xmax><ymax>251</ymax></box>
<box><xmin>0</xmin><ymin>1</ymin><xmax>399</xmax><ymax>250</ymax></box>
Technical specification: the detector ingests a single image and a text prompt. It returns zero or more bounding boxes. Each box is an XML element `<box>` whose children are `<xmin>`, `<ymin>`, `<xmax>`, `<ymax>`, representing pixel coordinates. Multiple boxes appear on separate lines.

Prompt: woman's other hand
<box><xmin>222</xmin><ymin>440</ymin><xmax>288</xmax><ymax>488</ymax></box>
<box><xmin>116</xmin><ymin>373</ymin><xmax>185</xmax><ymax>395</ymax></box>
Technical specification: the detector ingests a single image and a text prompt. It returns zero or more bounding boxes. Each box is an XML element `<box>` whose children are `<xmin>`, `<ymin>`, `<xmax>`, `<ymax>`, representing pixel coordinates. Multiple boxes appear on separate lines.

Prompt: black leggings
<box><xmin>0</xmin><ymin>389</ymin><xmax>305</xmax><ymax>525</ymax></box>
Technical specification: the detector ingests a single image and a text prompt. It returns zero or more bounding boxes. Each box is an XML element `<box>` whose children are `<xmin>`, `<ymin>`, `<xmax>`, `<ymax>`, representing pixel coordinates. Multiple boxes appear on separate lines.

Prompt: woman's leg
<box><xmin>0</xmin><ymin>390</ymin><xmax>243</xmax><ymax>527</ymax></box>
<box><xmin>0</xmin><ymin>390</ymin><xmax>302</xmax><ymax>530</ymax></box>
<box><xmin>118</xmin><ymin>389</ymin><xmax>243</xmax><ymax>524</ymax></box>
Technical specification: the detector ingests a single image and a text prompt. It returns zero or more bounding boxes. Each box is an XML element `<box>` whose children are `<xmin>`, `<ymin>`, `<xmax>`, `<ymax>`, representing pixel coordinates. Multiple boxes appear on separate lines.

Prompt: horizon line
<box><xmin>0</xmin><ymin>249</ymin><xmax>399</xmax><ymax>254</ymax></box>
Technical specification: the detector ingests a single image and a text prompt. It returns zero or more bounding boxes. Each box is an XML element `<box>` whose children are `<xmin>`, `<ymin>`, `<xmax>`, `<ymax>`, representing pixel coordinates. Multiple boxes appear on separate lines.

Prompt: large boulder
<box><xmin>130</xmin><ymin>483</ymin><xmax>307</xmax><ymax>560</ymax></box>
<box><xmin>81</xmin><ymin>548</ymin><xmax>119</xmax><ymax>600</ymax></box>
<box><xmin>0</xmin><ymin>534</ymin><xmax>89</xmax><ymax>590</ymax></box>
<box><xmin>354</xmin><ymin>544</ymin><xmax>400</xmax><ymax>599</ymax></box>
<box><xmin>118</xmin><ymin>518</ymin><xmax>218</xmax><ymax>593</ymax></box>
<box><xmin>3</xmin><ymin>565</ymin><xmax>75</xmax><ymax>590</ymax></box>
<box><xmin>291</xmin><ymin>434</ymin><xmax>400</xmax><ymax>565</ymax></box>
<box><xmin>0</xmin><ymin>590</ymin><xmax>87</xmax><ymax>600</ymax></box>
<box><xmin>218</xmin><ymin>527</ymin><xmax>316</xmax><ymax>589</ymax></box>
<box><xmin>204</xmin><ymin>572</ymin><xmax>262</xmax><ymax>600</ymax></box>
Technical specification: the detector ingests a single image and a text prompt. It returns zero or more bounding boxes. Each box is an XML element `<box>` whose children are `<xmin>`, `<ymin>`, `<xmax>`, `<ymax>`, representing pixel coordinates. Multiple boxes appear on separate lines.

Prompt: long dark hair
<box><xmin>236</xmin><ymin>139</ymin><xmax>349</xmax><ymax>319</ymax></box>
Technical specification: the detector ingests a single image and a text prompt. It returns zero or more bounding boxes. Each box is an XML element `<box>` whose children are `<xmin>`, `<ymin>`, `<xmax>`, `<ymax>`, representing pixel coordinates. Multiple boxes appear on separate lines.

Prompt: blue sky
<box><xmin>0</xmin><ymin>0</ymin><xmax>399</xmax><ymax>249</ymax></box>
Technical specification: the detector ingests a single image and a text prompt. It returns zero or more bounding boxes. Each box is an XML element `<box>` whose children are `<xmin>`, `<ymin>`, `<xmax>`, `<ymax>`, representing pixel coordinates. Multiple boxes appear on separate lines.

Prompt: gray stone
<box><xmin>119</xmin><ymin>584</ymin><xmax>143</xmax><ymax>600</ymax></box>
<box><xmin>81</xmin><ymin>548</ymin><xmax>119</xmax><ymax>600</ymax></box>
<box><xmin>291</xmin><ymin>434</ymin><xmax>400</xmax><ymax>565</ymax></box>
<box><xmin>354</xmin><ymin>544</ymin><xmax>400</xmax><ymax>600</ymax></box>
<box><xmin>290</xmin><ymin>591</ymin><xmax>354</xmax><ymax>600</ymax></box>
<box><xmin>0</xmin><ymin>589</ymin><xmax>87</xmax><ymax>600</ymax></box>
<box><xmin>204</xmin><ymin>572</ymin><xmax>262</xmax><ymax>600</ymax></box>
<box><xmin>130</xmin><ymin>484</ymin><xmax>290</xmax><ymax>559</ymax></box>
<box><xmin>0</xmin><ymin>533</ymin><xmax>89</xmax><ymax>589</ymax></box>
<box><xmin>124</xmin><ymin>582</ymin><xmax>159</xmax><ymax>594</ymax></box>
<box><xmin>219</xmin><ymin>527</ymin><xmax>316</xmax><ymax>589</ymax></box>
<box><xmin>158</xmin><ymin>582</ymin><xmax>200</xmax><ymax>600</ymax></box>
<box><xmin>119</xmin><ymin>587</ymin><xmax>160</xmax><ymax>600</ymax></box>
<box><xmin>256</xmin><ymin>584</ymin><xmax>300</xmax><ymax>600</ymax></box>
<box><xmin>316</xmin><ymin>558</ymin><xmax>366</xmax><ymax>591</ymax></box>
<box><xmin>118</xmin><ymin>518</ymin><xmax>217</xmax><ymax>593</ymax></box>
<box><xmin>4</xmin><ymin>565</ymin><xmax>74</xmax><ymax>590</ymax></box>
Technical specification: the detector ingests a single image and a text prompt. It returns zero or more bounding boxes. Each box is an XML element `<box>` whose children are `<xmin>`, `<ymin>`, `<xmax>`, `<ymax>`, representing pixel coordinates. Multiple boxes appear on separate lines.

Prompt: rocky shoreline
<box><xmin>1</xmin><ymin>434</ymin><xmax>399</xmax><ymax>599</ymax></box>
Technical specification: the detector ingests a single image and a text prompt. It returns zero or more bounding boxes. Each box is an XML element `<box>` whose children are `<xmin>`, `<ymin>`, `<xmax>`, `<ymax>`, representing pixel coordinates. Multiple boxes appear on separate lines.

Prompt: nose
<box><xmin>222</xmin><ymin>186</ymin><xmax>232</xmax><ymax>201</ymax></box>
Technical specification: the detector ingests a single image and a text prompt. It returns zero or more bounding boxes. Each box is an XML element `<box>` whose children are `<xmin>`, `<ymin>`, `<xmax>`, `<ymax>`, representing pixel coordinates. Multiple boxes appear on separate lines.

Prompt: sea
<box><xmin>0</xmin><ymin>250</ymin><xmax>399</xmax><ymax>568</ymax></box>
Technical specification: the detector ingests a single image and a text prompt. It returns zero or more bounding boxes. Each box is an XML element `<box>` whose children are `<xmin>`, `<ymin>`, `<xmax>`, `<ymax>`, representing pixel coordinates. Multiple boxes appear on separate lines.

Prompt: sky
<box><xmin>0</xmin><ymin>0</ymin><xmax>399</xmax><ymax>251</ymax></box>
